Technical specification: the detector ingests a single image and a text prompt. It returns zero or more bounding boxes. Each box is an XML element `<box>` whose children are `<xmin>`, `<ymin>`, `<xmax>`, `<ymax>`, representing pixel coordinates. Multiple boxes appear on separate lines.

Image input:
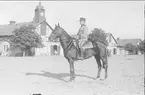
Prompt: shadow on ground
<box><xmin>25</xmin><ymin>71</ymin><xmax>95</xmax><ymax>82</ymax></box>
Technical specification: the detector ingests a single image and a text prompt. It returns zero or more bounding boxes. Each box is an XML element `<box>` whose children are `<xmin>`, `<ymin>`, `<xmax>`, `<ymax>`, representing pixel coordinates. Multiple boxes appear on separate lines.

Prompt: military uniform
<box><xmin>77</xmin><ymin>24</ymin><xmax>88</xmax><ymax>48</ymax></box>
<box><xmin>77</xmin><ymin>17</ymin><xmax>89</xmax><ymax>59</ymax></box>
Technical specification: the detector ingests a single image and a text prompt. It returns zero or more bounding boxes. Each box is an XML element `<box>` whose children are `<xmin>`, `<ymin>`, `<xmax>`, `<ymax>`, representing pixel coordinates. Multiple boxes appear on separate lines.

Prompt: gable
<box><xmin>46</xmin><ymin>25</ymin><xmax>52</xmax><ymax>37</ymax></box>
<box><xmin>106</xmin><ymin>33</ymin><xmax>117</xmax><ymax>44</ymax></box>
<box><xmin>35</xmin><ymin>24</ymin><xmax>41</xmax><ymax>35</ymax></box>
<box><xmin>34</xmin><ymin>21</ymin><xmax>52</xmax><ymax>36</ymax></box>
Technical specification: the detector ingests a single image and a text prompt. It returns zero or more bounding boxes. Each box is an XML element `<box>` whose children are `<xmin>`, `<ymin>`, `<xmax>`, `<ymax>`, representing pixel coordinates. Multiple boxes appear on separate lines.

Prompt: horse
<box><xmin>48</xmin><ymin>23</ymin><xmax>108</xmax><ymax>81</ymax></box>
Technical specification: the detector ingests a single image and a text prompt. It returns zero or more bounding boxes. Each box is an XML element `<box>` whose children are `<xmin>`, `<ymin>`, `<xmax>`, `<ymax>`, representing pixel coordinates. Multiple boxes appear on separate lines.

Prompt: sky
<box><xmin>0</xmin><ymin>1</ymin><xmax>144</xmax><ymax>40</ymax></box>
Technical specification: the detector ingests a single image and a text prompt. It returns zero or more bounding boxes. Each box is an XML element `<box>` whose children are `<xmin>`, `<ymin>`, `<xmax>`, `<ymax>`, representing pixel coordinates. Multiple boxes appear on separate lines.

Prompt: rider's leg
<box><xmin>79</xmin><ymin>39</ymin><xmax>85</xmax><ymax>58</ymax></box>
<box><xmin>78</xmin><ymin>40</ymin><xmax>82</xmax><ymax>56</ymax></box>
<box><xmin>80</xmin><ymin>46</ymin><xmax>83</xmax><ymax>57</ymax></box>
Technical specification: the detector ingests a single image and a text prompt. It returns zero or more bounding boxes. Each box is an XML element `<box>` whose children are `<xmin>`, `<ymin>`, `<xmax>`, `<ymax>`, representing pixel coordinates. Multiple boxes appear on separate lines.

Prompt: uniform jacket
<box><xmin>77</xmin><ymin>24</ymin><xmax>88</xmax><ymax>39</ymax></box>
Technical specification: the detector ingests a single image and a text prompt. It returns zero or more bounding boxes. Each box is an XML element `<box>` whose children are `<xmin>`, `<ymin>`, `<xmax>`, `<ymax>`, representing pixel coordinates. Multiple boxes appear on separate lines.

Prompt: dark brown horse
<box><xmin>49</xmin><ymin>24</ymin><xmax>108</xmax><ymax>81</ymax></box>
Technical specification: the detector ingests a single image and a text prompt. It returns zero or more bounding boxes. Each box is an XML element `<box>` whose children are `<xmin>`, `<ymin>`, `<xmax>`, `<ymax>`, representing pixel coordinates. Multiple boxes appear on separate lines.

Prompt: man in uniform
<box><xmin>77</xmin><ymin>17</ymin><xmax>89</xmax><ymax>59</ymax></box>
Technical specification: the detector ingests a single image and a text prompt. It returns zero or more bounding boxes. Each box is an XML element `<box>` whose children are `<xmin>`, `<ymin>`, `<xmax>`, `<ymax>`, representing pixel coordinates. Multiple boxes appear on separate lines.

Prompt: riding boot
<box><xmin>79</xmin><ymin>47</ymin><xmax>84</xmax><ymax>60</ymax></box>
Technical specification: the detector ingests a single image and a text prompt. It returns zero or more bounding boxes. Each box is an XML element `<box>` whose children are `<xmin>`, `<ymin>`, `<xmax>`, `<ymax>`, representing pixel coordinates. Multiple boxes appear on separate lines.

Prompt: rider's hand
<box><xmin>74</xmin><ymin>35</ymin><xmax>79</xmax><ymax>39</ymax></box>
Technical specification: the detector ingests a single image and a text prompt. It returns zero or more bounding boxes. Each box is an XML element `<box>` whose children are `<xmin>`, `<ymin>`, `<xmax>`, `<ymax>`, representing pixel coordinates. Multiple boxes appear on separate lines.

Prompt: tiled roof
<box><xmin>0</xmin><ymin>20</ymin><xmax>53</xmax><ymax>37</ymax></box>
<box><xmin>117</xmin><ymin>39</ymin><xmax>141</xmax><ymax>46</ymax></box>
<box><xmin>0</xmin><ymin>21</ymin><xmax>39</xmax><ymax>36</ymax></box>
<box><xmin>0</xmin><ymin>24</ymin><xmax>15</xmax><ymax>36</ymax></box>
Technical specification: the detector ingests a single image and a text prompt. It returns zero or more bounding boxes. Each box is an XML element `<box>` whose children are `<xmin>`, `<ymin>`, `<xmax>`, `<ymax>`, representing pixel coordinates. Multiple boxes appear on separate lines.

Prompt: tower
<box><xmin>33</xmin><ymin>2</ymin><xmax>46</xmax><ymax>35</ymax></box>
<box><xmin>33</xmin><ymin>2</ymin><xmax>46</xmax><ymax>23</ymax></box>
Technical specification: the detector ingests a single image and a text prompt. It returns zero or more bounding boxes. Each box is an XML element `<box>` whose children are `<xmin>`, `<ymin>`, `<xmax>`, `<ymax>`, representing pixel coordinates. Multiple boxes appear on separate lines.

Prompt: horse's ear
<box><xmin>58</xmin><ymin>23</ymin><xmax>60</xmax><ymax>27</ymax></box>
<box><xmin>55</xmin><ymin>24</ymin><xmax>57</xmax><ymax>28</ymax></box>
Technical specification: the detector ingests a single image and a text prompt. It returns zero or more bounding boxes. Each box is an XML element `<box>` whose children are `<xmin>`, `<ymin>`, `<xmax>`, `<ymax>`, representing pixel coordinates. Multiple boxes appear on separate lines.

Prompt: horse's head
<box><xmin>49</xmin><ymin>23</ymin><xmax>63</xmax><ymax>41</ymax></box>
<box><xmin>49</xmin><ymin>23</ymin><xmax>71</xmax><ymax>41</ymax></box>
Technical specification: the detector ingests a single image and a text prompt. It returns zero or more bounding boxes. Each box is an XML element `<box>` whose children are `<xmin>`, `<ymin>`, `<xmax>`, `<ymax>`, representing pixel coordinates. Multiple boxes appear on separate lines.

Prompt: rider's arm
<box><xmin>82</xmin><ymin>26</ymin><xmax>88</xmax><ymax>38</ymax></box>
<box><xmin>77</xmin><ymin>28</ymin><xmax>81</xmax><ymax>35</ymax></box>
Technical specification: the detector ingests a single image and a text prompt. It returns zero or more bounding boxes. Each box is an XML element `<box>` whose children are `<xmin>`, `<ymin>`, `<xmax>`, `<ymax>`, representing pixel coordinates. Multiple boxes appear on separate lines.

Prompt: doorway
<box><xmin>113</xmin><ymin>48</ymin><xmax>116</xmax><ymax>55</ymax></box>
<box><xmin>53</xmin><ymin>45</ymin><xmax>58</xmax><ymax>55</ymax></box>
<box><xmin>51</xmin><ymin>45</ymin><xmax>60</xmax><ymax>55</ymax></box>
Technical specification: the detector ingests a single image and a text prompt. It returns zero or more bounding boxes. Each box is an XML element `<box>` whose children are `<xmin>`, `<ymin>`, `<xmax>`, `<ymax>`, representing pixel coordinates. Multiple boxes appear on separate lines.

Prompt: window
<box><xmin>4</xmin><ymin>45</ymin><xmax>8</xmax><ymax>52</ymax></box>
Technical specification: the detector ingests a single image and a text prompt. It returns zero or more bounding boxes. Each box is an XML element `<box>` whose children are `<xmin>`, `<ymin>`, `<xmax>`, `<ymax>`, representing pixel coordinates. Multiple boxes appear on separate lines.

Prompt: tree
<box><xmin>10</xmin><ymin>24</ymin><xmax>44</xmax><ymax>56</ymax></box>
<box><xmin>91</xmin><ymin>28</ymin><xmax>108</xmax><ymax>46</ymax></box>
<box><xmin>124</xmin><ymin>43</ymin><xmax>137</xmax><ymax>54</ymax></box>
<box><xmin>138</xmin><ymin>40</ymin><xmax>145</xmax><ymax>53</ymax></box>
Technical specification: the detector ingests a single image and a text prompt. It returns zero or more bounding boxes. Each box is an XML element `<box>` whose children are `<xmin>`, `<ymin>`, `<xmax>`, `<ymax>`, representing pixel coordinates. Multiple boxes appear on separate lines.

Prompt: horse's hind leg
<box><xmin>94</xmin><ymin>55</ymin><xmax>102</xmax><ymax>79</ymax></box>
<box><xmin>102</xmin><ymin>57</ymin><xmax>108</xmax><ymax>79</ymax></box>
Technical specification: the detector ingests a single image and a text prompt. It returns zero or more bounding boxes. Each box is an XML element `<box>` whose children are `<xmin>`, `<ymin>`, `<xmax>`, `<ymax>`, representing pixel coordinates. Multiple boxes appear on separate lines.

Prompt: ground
<box><xmin>0</xmin><ymin>55</ymin><xmax>144</xmax><ymax>95</ymax></box>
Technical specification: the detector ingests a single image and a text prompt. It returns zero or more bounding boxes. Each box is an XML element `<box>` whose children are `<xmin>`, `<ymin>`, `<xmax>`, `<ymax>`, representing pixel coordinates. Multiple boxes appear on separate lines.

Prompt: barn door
<box><xmin>50</xmin><ymin>45</ymin><xmax>53</xmax><ymax>56</ymax></box>
<box><xmin>113</xmin><ymin>48</ymin><xmax>116</xmax><ymax>55</ymax></box>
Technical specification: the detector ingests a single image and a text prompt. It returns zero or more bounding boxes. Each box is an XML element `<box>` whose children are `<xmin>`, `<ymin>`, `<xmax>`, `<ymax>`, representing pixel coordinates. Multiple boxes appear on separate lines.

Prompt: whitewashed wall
<box><xmin>35</xmin><ymin>24</ymin><xmax>41</xmax><ymax>35</ymax></box>
<box><xmin>35</xmin><ymin>41</ymin><xmax>64</xmax><ymax>56</ymax></box>
<box><xmin>34</xmin><ymin>23</ymin><xmax>64</xmax><ymax>56</ymax></box>
<box><xmin>118</xmin><ymin>48</ymin><xmax>129</xmax><ymax>55</ymax></box>
<box><xmin>106</xmin><ymin>34</ymin><xmax>119</xmax><ymax>55</ymax></box>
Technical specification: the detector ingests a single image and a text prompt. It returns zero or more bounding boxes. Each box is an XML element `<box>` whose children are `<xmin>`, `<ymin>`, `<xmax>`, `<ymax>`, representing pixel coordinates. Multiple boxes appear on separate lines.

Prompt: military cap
<box><xmin>79</xmin><ymin>17</ymin><xmax>86</xmax><ymax>21</ymax></box>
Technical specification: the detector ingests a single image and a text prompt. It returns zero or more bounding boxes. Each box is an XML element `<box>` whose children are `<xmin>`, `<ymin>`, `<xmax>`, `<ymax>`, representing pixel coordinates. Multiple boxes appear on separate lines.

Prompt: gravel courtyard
<box><xmin>0</xmin><ymin>55</ymin><xmax>144</xmax><ymax>95</ymax></box>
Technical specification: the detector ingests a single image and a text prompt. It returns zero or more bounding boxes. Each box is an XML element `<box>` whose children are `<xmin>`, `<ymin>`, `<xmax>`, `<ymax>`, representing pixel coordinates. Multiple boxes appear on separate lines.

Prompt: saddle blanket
<box><xmin>82</xmin><ymin>41</ymin><xmax>94</xmax><ymax>49</ymax></box>
<box><xmin>73</xmin><ymin>39</ymin><xmax>94</xmax><ymax>49</ymax></box>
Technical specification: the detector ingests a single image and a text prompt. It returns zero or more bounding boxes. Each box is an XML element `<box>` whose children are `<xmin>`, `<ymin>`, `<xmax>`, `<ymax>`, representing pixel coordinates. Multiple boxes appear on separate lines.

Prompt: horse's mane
<box><xmin>59</xmin><ymin>26</ymin><xmax>72</xmax><ymax>39</ymax></box>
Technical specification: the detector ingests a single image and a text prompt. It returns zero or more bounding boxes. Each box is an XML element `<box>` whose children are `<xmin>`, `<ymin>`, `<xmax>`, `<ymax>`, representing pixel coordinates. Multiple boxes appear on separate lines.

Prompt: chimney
<box><xmin>9</xmin><ymin>21</ymin><xmax>16</xmax><ymax>25</ymax></box>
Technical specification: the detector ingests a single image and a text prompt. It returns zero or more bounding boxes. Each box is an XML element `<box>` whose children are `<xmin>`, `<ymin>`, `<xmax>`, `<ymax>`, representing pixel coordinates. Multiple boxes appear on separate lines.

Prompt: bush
<box><xmin>138</xmin><ymin>40</ymin><xmax>145</xmax><ymax>53</ymax></box>
<box><xmin>124</xmin><ymin>43</ymin><xmax>138</xmax><ymax>54</ymax></box>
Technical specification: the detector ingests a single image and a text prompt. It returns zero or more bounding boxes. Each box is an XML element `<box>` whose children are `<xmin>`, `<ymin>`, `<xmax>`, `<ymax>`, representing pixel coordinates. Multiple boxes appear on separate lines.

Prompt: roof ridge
<box><xmin>0</xmin><ymin>21</ymin><xmax>33</xmax><ymax>26</ymax></box>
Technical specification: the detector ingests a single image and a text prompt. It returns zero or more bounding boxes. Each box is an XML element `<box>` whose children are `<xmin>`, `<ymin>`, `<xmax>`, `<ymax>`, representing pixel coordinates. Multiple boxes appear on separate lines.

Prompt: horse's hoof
<box><xmin>94</xmin><ymin>77</ymin><xmax>100</xmax><ymax>80</ymax></box>
<box><xmin>69</xmin><ymin>79</ymin><xmax>73</xmax><ymax>81</ymax></box>
<box><xmin>96</xmin><ymin>76</ymin><xmax>100</xmax><ymax>79</ymax></box>
<box><xmin>93</xmin><ymin>78</ymin><xmax>96</xmax><ymax>80</ymax></box>
<box><xmin>104</xmin><ymin>76</ymin><xmax>108</xmax><ymax>79</ymax></box>
<box><xmin>100</xmin><ymin>78</ymin><xmax>104</xmax><ymax>81</ymax></box>
<box><xmin>69</xmin><ymin>78</ymin><xmax>75</xmax><ymax>82</ymax></box>
<box><xmin>69</xmin><ymin>79</ymin><xmax>75</xmax><ymax>83</ymax></box>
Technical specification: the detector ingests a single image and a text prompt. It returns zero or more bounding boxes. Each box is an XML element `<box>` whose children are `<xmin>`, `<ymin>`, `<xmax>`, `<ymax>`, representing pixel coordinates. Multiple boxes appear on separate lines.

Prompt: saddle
<box><xmin>72</xmin><ymin>39</ymin><xmax>93</xmax><ymax>50</ymax></box>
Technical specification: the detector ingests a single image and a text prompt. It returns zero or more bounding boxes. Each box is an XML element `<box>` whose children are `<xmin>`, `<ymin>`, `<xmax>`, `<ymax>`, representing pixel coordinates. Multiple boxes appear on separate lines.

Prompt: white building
<box><xmin>34</xmin><ymin>21</ymin><xmax>64</xmax><ymax>56</ymax></box>
<box><xmin>116</xmin><ymin>38</ymin><xmax>142</xmax><ymax>55</ymax></box>
<box><xmin>106</xmin><ymin>33</ymin><xmax>119</xmax><ymax>56</ymax></box>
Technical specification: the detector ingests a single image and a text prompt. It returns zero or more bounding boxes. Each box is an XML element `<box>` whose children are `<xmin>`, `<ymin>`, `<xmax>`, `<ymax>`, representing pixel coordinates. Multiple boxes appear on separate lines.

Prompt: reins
<box><xmin>60</xmin><ymin>37</ymin><xmax>74</xmax><ymax>50</ymax></box>
<box><xmin>58</xmin><ymin>29</ymin><xmax>78</xmax><ymax>52</ymax></box>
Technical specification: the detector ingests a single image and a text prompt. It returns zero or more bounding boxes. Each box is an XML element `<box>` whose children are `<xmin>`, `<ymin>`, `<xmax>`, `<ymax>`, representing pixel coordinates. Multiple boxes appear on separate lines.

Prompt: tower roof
<box><xmin>36</xmin><ymin>2</ymin><xmax>44</xmax><ymax>9</ymax></box>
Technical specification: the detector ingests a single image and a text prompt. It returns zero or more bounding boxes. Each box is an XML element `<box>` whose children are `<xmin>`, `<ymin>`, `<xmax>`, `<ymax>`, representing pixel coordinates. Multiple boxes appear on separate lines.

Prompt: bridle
<box><xmin>51</xmin><ymin>27</ymin><xmax>79</xmax><ymax>51</ymax></box>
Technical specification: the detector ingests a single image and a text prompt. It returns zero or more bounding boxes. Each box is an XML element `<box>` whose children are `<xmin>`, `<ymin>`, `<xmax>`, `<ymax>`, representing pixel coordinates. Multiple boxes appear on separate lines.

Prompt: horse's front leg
<box><xmin>68</xmin><ymin>59</ymin><xmax>75</xmax><ymax>81</ymax></box>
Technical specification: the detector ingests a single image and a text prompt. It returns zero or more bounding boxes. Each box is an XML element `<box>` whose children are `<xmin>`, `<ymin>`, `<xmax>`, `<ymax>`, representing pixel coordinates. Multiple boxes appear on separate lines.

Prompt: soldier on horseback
<box><xmin>77</xmin><ymin>17</ymin><xmax>89</xmax><ymax>59</ymax></box>
<box><xmin>49</xmin><ymin>23</ymin><xmax>109</xmax><ymax>81</ymax></box>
